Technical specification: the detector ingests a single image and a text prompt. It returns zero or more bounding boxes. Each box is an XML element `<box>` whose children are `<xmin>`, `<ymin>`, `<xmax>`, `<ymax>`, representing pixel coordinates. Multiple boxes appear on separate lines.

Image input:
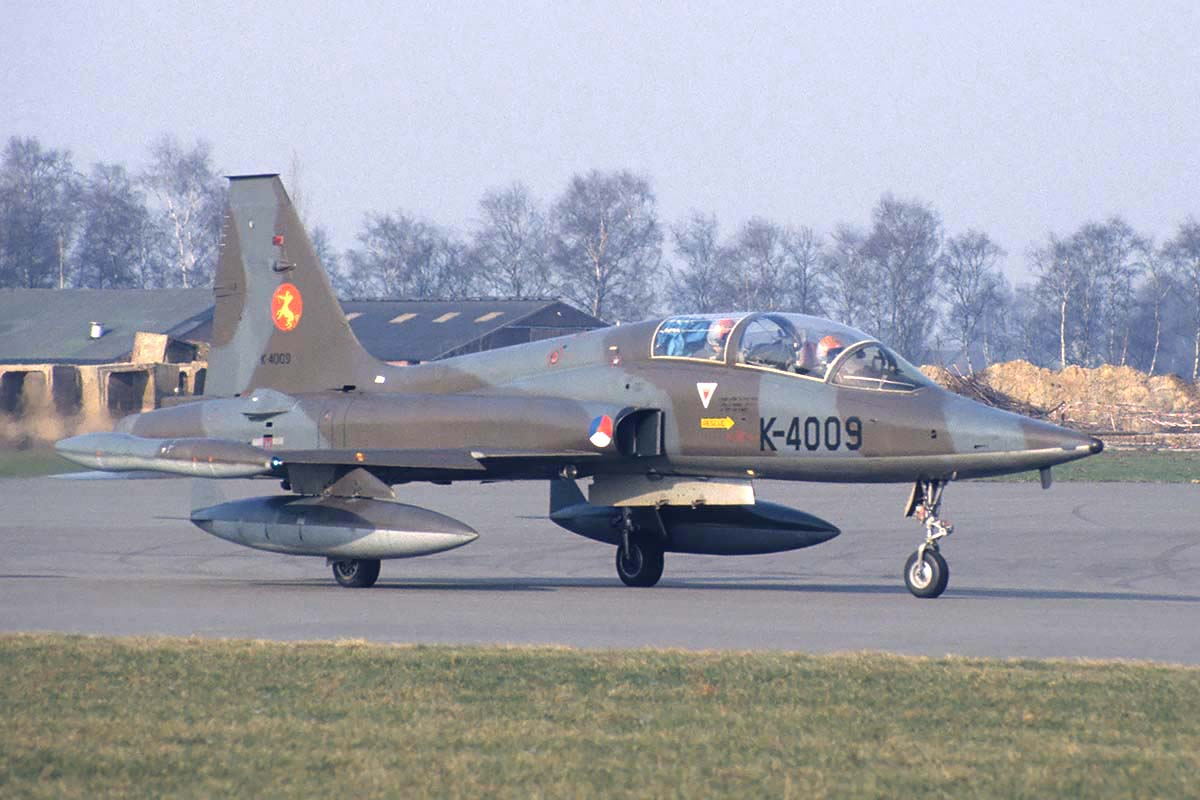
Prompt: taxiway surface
<box><xmin>2</xmin><ymin>475</ymin><xmax>1198</xmax><ymax>662</ymax></box>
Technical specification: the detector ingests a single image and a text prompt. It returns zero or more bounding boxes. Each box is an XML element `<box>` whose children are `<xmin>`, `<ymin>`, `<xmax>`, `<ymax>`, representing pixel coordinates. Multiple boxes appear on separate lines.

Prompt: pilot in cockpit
<box><xmin>808</xmin><ymin>335</ymin><xmax>844</xmax><ymax>377</ymax></box>
<box><xmin>704</xmin><ymin>318</ymin><xmax>735</xmax><ymax>359</ymax></box>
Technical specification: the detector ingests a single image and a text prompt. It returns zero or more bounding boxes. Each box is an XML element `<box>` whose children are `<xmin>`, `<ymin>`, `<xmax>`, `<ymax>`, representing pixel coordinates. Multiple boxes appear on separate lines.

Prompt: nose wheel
<box><xmin>903</xmin><ymin>480</ymin><xmax>953</xmax><ymax>598</ymax></box>
<box><xmin>904</xmin><ymin>547</ymin><xmax>949</xmax><ymax>598</ymax></box>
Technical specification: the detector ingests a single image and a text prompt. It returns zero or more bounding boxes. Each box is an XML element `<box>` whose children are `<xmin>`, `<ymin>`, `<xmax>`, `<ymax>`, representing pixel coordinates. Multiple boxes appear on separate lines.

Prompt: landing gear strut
<box><xmin>903</xmin><ymin>480</ymin><xmax>953</xmax><ymax>598</ymax></box>
<box><xmin>614</xmin><ymin>508</ymin><xmax>664</xmax><ymax>587</ymax></box>
<box><xmin>332</xmin><ymin>558</ymin><xmax>381</xmax><ymax>588</ymax></box>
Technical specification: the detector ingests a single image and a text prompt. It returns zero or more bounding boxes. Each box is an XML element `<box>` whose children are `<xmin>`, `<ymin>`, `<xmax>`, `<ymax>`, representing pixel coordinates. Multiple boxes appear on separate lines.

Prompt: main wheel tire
<box><xmin>616</xmin><ymin>537</ymin><xmax>665</xmax><ymax>587</ymax></box>
<box><xmin>332</xmin><ymin>558</ymin><xmax>381</xmax><ymax>588</ymax></box>
<box><xmin>904</xmin><ymin>549</ymin><xmax>948</xmax><ymax>598</ymax></box>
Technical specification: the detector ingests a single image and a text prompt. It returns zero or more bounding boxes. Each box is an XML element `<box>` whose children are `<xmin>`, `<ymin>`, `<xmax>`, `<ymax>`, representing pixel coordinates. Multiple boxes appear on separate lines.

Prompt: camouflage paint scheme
<box><xmin>121</xmin><ymin>176</ymin><xmax>1097</xmax><ymax>485</ymax></box>
<box><xmin>58</xmin><ymin>175</ymin><xmax>1102</xmax><ymax>594</ymax></box>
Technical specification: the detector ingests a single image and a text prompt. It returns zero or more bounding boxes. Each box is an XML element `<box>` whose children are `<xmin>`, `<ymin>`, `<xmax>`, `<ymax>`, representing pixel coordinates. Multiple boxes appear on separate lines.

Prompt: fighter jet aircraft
<box><xmin>56</xmin><ymin>175</ymin><xmax>1104</xmax><ymax>597</ymax></box>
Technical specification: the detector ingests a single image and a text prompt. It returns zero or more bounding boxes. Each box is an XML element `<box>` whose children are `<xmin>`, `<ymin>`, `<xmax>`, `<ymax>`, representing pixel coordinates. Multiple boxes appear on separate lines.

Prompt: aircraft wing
<box><xmin>279</xmin><ymin>447</ymin><xmax>605</xmax><ymax>482</ymax></box>
<box><xmin>55</xmin><ymin>431</ymin><xmax>607</xmax><ymax>484</ymax></box>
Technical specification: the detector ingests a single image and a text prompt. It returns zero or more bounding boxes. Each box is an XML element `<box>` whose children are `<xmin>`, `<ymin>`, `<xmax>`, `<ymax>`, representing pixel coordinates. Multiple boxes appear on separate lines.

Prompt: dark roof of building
<box><xmin>0</xmin><ymin>291</ymin><xmax>608</xmax><ymax>365</ymax></box>
<box><xmin>0</xmin><ymin>289</ymin><xmax>213</xmax><ymax>365</ymax></box>
<box><xmin>340</xmin><ymin>298</ymin><xmax>605</xmax><ymax>362</ymax></box>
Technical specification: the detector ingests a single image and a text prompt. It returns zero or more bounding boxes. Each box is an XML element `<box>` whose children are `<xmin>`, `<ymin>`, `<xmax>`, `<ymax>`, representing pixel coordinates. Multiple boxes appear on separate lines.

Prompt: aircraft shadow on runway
<box><xmin>246</xmin><ymin>577</ymin><xmax>1200</xmax><ymax>603</ymax></box>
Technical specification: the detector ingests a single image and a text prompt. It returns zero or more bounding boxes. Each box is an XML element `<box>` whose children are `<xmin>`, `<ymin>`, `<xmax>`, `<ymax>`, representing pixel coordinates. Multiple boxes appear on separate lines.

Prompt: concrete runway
<box><xmin>2</xmin><ymin>474</ymin><xmax>1198</xmax><ymax>662</ymax></box>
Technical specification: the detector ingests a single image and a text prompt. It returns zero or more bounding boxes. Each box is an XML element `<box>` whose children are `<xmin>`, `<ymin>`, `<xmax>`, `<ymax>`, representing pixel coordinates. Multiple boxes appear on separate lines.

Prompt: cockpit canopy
<box><xmin>651</xmin><ymin>312</ymin><xmax>931</xmax><ymax>392</ymax></box>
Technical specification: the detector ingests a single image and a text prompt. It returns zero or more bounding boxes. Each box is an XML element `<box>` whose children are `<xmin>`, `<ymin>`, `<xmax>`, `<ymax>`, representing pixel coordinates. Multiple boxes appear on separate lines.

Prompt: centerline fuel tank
<box><xmin>549</xmin><ymin>479</ymin><xmax>840</xmax><ymax>555</ymax></box>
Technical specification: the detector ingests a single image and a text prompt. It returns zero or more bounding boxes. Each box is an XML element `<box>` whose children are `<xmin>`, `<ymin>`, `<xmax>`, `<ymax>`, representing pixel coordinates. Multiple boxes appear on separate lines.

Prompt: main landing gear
<box><xmin>614</xmin><ymin>508</ymin><xmax>665</xmax><ymax>587</ymax></box>
<box><xmin>332</xmin><ymin>558</ymin><xmax>381</xmax><ymax>588</ymax></box>
<box><xmin>903</xmin><ymin>480</ymin><xmax>953</xmax><ymax>599</ymax></box>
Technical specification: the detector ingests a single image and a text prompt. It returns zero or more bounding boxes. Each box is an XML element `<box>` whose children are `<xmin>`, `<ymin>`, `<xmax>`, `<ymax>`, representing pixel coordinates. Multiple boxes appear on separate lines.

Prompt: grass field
<box><xmin>1</xmin><ymin>635</ymin><xmax>1198</xmax><ymax>798</ymax></box>
<box><xmin>985</xmin><ymin>448</ymin><xmax>1200</xmax><ymax>483</ymax></box>
<box><xmin>0</xmin><ymin>447</ymin><xmax>73</xmax><ymax>478</ymax></box>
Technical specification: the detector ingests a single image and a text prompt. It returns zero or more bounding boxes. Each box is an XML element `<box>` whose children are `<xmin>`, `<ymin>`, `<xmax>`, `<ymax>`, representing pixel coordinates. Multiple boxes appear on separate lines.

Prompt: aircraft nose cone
<box><xmin>1021</xmin><ymin>417</ymin><xmax>1097</xmax><ymax>454</ymax></box>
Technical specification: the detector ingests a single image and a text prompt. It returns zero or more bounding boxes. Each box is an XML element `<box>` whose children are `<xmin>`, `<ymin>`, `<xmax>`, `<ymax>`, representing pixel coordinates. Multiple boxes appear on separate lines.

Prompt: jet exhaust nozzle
<box><xmin>190</xmin><ymin>494</ymin><xmax>479</xmax><ymax>559</ymax></box>
<box><xmin>55</xmin><ymin>432</ymin><xmax>276</xmax><ymax>478</ymax></box>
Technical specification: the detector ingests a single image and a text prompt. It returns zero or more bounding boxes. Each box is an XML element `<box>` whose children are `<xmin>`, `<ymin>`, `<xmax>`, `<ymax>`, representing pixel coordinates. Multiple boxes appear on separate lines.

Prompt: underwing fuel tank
<box><xmin>55</xmin><ymin>432</ymin><xmax>276</xmax><ymax>478</ymax></box>
<box><xmin>550</xmin><ymin>482</ymin><xmax>840</xmax><ymax>555</ymax></box>
<box><xmin>190</xmin><ymin>495</ymin><xmax>479</xmax><ymax>559</ymax></box>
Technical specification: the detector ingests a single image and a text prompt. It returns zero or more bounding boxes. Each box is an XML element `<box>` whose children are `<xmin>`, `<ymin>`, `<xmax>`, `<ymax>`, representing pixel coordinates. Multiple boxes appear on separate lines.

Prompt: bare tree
<box><xmin>668</xmin><ymin>212</ymin><xmax>726</xmax><ymax>313</ymax></box>
<box><xmin>939</xmin><ymin>230</ymin><xmax>1006</xmax><ymax>371</ymax></box>
<box><xmin>822</xmin><ymin>225</ymin><xmax>871</xmax><ymax>330</ymax></box>
<box><xmin>140</xmin><ymin>135</ymin><xmax>224</xmax><ymax>288</ymax></box>
<box><xmin>435</xmin><ymin>236</ymin><xmax>478</xmax><ymax>300</ymax></box>
<box><xmin>470</xmin><ymin>183</ymin><xmax>550</xmax><ymax>299</ymax></box>
<box><xmin>343</xmin><ymin>211</ymin><xmax>475</xmax><ymax>299</ymax></box>
<box><xmin>1030</xmin><ymin>234</ymin><xmax>1080</xmax><ymax>368</ymax></box>
<box><xmin>549</xmin><ymin>170</ymin><xmax>661</xmax><ymax>322</ymax></box>
<box><xmin>862</xmin><ymin>194</ymin><xmax>943</xmax><ymax>361</ymax></box>
<box><xmin>75</xmin><ymin>162</ymin><xmax>162</xmax><ymax>288</ymax></box>
<box><xmin>287</xmin><ymin>149</ymin><xmax>310</xmax><ymax>225</ymax></box>
<box><xmin>978</xmin><ymin>274</ymin><xmax>1015</xmax><ymax>366</ymax></box>
<box><xmin>721</xmin><ymin>217</ymin><xmax>793</xmax><ymax>311</ymax></box>
<box><xmin>310</xmin><ymin>224</ymin><xmax>346</xmax><ymax>295</ymax></box>
<box><xmin>1101</xmin><ymin>218</ymin><xmax>1145</xmax><ymax>365</ymax></box>
<box><xmin>1071</xmin><ymin>217</ymin><xmax>1145</xmax><ymax>365</ymax></box>
<box><xmin>783</xmin><ymin>225</ymin><xmax>824</xmax><ymax>315</ymax></box>
<box><xmin>1163</xmin><ymin>219</ymin><xmax>1200</xmax><ymax>380</ymax></box>
<box><xmin>1006</xmin><ymin>284</ymin><xmax>1061</xmax><ymax>367</ymax></box>
<box><xmin>0</xmin><ymin>136</ymin><xmax>80</xmax><ymax>288</ymax></box>
<box><xmin>1135</xmin><ymin>239</ymin><xmax>1175</xmax><ymax>375</ymax></box>
<box><xmin>669</xmin><ymin>216</ymin><xmax>823</xmax><ymax>316</ymax></box>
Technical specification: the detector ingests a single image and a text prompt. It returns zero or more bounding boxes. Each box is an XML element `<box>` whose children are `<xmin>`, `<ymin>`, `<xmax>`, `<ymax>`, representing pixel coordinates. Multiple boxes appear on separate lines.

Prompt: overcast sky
<box><xmin>5</xmin><ymin>1</ymin><xmax>1198</xmax><ymax>281</ymax></box>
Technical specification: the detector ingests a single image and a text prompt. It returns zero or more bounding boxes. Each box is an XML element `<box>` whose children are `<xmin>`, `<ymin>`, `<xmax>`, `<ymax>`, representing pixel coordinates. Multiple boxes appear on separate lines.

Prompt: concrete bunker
<box><xmin>1</xmin><ymin>370</ymin><xmax>49</xmax><ymax>415</ymax></box>
<box><xmin>106</xmin><ymin>370</ymin><xmax>151</xmax><ymax>415</ymax></box>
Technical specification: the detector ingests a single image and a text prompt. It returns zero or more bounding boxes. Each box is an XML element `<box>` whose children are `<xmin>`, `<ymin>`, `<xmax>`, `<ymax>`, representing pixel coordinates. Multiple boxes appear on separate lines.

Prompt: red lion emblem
<box><xmin>271</xmin><ymin>283</ymin><xmax>303</xmax><ymax>331</ymax></box>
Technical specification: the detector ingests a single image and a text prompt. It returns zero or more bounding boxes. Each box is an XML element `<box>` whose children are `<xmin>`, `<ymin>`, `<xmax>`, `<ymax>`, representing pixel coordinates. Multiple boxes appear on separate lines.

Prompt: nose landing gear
<box><xmin>903</xmin><ymin>480</ymin><xmax>953</xmax><ymax>598</ymax></box>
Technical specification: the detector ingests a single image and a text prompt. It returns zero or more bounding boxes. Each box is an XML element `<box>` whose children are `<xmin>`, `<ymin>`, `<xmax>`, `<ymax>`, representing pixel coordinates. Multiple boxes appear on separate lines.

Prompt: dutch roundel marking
<box><xmin>271</xmin><ymin>283</ymin><xmax>303</xmax><ymax>331</ymax></box>
<box><xmin>759</xmin><ymin>416</ymin><xmax>863</xmax><ymax>452</ymax></box>
<box><xmin>588</xmin><ymin>415</ymin><xmax>614</xmax><ymax>448</ymax></box>
<box><xmin>696</xmin><ymin>382</ymin><xmax>717</xmax><ymax>409</ymax></box>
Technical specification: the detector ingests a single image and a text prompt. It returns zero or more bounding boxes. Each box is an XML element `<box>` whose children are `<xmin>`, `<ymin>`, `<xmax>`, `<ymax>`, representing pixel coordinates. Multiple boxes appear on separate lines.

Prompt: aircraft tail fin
<box><xmin>206</xmin><ymin>175</ymin><xmax>385</xmax><ymax>396</ymax></box>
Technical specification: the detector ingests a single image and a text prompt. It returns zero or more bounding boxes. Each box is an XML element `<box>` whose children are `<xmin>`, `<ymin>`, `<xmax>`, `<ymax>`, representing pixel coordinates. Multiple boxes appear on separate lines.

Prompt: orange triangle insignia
<box><xmin>271</xmin><ymin>283</ymin><xmax>303</xmax><ymax>331</ymax></box>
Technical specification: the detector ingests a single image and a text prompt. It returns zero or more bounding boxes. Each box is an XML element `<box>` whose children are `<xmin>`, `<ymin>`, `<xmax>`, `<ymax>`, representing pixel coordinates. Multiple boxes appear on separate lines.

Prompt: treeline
<box><xmin>2</xmin><ymin>134</ymin><xmax>1199</xmax><ymax>377</ymax></box>
<box><xmin>0</xmin><ymin>136</ymin><xmax>224</xmax><ymax>291</ymax></box>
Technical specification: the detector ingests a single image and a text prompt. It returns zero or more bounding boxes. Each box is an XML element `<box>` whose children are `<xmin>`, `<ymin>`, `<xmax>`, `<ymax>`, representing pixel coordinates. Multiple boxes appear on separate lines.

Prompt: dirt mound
<box><xmin>920</xmin><ymin>360</ymin><xmax>1200</xmax><ymax>435</ymax></box>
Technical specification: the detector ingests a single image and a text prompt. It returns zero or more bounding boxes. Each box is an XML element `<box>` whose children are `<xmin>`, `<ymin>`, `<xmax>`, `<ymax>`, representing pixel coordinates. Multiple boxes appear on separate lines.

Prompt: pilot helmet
<box><xmin>817</xmin><ymin>335</ymin><xmax>844</xmax><ymax>362</ymax></box>
<box><xmin>707</xmin><ymin>318</ymin><xmax>735</xmax><ymax>350</ymax></box>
